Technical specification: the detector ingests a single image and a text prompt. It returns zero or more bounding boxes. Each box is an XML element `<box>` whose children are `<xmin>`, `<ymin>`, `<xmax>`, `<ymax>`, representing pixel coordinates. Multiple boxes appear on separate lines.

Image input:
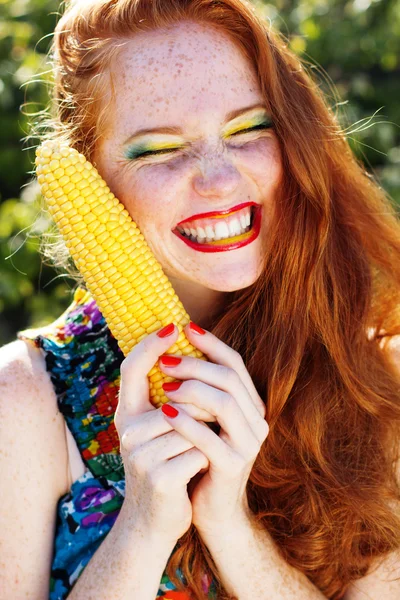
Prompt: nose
<box><xmin>192</xmin><ymin>153</ymin><xmax>241</xmax><ymax>198</ymax></box>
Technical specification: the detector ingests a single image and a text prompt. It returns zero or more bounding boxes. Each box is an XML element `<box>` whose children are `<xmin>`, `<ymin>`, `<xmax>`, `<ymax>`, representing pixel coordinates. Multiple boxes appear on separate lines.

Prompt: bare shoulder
<box><xmin>0</xmin><ymin>337</ymin><xmax>50</xmax><ymax>384</ymax></box>
<box><xmin>0</xmin><ymin>338</ymin><xmax>69</xmax><ymax>491</ymax></box>
<box><xmin>0</xmin><ymin>338</ymin><xmax>65</xmax><ymax>432</ymax></box>
<box><xmin>0</xmin><ymin>338</ymin><xmax>70</xmax><ymax>597</ymax></box>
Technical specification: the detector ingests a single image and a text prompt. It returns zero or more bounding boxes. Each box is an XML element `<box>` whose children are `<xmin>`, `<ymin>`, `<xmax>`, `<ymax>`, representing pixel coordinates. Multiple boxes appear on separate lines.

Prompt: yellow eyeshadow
<box><xmin>125</xmin><ymin>113</ymin><xmax>272</xmax><ymax>159</ymax></box>
<box><xmin>223</xmin><ymin>116</ymin><xmax>267</xmax><ymax>138</ymax></box>
<box><xmin>147</xmin><ymin>141</ymin><xmax>183</xmax><ymax>150</ymax></box>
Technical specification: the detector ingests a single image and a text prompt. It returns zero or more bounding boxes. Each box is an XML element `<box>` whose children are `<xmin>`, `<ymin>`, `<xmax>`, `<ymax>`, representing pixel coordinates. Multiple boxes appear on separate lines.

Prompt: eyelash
<box><xmin>131</xmin><ymin>122</ymin><xmax>273</xmax><ymax>160</ymax></box>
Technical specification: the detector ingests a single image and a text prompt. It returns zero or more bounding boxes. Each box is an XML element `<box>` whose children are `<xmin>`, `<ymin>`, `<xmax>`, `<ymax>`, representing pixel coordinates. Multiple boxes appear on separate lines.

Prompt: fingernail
<box><xmin>162</xmin><ymin>403</ymin><xmax>179</xmax><ymax>418</ymax></box>
<box><xmin>160</xmin><ymin>355</ymin><xmax>182</xmax><ymax>367</ymax></box>
<box><xmin>162</xmin><ymin>382</ymin><xmax>182</xmax><ymax>392</ymax></box>
<box><xmin>189</xmin><ymin>321</ymin><xmax>206</xmax><ymax>335</ymax></box>
<box><xmin>157</xmin><ymin>323</ymin><xmax>175</xmax><ymax>338</ymax></box>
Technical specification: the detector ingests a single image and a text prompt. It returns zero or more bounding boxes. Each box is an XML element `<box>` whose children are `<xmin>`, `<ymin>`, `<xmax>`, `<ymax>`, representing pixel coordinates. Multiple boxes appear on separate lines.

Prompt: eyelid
<box><xmin>127</xmin><ymin>122</ymin><xmax>272</xmax><ymax>160</ymax></box>
<box><xmin>222</xmin><ymin>113</ymin><xmax>272</xmax><ymax>136</ymax></box>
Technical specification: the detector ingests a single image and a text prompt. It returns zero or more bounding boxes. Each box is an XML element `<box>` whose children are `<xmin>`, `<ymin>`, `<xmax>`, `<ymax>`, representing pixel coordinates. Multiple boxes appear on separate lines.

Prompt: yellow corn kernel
<box><xmin>35</xmin><ymin>140</ymin><xmax>209</xmax><ymax>407</ymax></box>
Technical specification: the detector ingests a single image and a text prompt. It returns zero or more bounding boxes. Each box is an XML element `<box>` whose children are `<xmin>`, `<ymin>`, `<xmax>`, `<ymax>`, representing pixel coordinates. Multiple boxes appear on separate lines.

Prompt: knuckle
<box><xmin>223</xmin><ymin>365</ymin><xmax>241</xmax><ymax>386</ymax></box>
<box><xmin>229</xmin><ymin>453</ymin><xmax>247</xmax><ymax>476</ymax></box>
<box><xmin>239</xmin><ymin>439</ymin><xmax>261</xmax><ymax>464</ymax></box>
<box><xmin>119</xmin><ymin>356</ymin><xmax>130</xmax><ymax>376</ymax></box>
<box><xmin>120</xmin><ymin>427</ymin><xmax>137</xmax><ymax>452</ymax></box>
<box><xmin>120</xmin><ymin>336</ymin><xmax>153</xmax><ymax>374</ymax></box>
<box><xmin>184</xmin><ymin>379</ymin><xmax>204</xmax><ymax>397</ymax></box>
<box><xmin>113</xmin><ymin>409</ymin><xmax>122</xmax><ymax>431</ymax></box>
<box><xmin>190</xmin><ymin>358</ymin><xmax>203</xmax><ymax>379</ymax></box>
<box><xmin>130</xmin><ymin>448</ymin><xmax>148</xmax><ymax>472</ymax></box>
<box><xmin>232</xmin><ymin>348</ymin><xmax>244</xmax><ymax>364</ymax></box>
<box><xmin>221</xmin><ymin>392</ymin><xmax>236</xmax><ymax>412</ymax></box>
<box><xmin>150</xmin><ymin>468</ymin><xmax>167</xmax><ymax>490</ymax></box>
<box><xmin>247</xmin><ymin>439</ymin><xmax>262</xmax><ymax>459</ymax></box>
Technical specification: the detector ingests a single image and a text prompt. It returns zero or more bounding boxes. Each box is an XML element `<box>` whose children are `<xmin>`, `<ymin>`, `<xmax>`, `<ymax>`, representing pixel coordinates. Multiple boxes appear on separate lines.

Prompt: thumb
<box><xmin>118</xmin><ymin>322</ymin><xmax>180</xmax><ymax>415</ymax></box>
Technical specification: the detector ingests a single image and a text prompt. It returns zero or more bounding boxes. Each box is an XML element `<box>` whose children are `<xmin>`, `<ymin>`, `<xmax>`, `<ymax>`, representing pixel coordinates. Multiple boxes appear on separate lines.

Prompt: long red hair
<box><xmin>34</xmin><ymin>1</ymin><xmax>400</xmax><ymax>598</ymax></box>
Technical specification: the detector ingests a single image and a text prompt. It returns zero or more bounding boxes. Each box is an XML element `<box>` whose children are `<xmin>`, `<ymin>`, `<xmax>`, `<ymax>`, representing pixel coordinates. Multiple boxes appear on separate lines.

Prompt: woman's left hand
<box><xmin>158</xmin><ymin>321</ymin><xmax>269</xmax><ymax>536</ymax></box>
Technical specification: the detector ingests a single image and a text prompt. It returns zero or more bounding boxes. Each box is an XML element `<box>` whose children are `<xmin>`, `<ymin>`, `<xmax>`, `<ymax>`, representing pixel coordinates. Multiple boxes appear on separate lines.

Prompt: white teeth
<box><xmin>204</xmin><ymin>225</ymin><xmax>215</xmax><ymax>240</ymax></box>
<box><xmin>214</xmin><ymin>221</ymin><xmax>230</xmax><ymax>240</ymax></box>
<box><xmin>177</xmin><ymin>206</ymin><xmax>255</xmax><ymax>242</ymax></box>
<box><xmin>196</xmin><ymin>226</ymin><xmax>207</xmax><ymax>238</ymax></box>
<box><xmin>228</xmin><ymin>218</ymin><xmax>243</xmax><ymax>237</ymax></box>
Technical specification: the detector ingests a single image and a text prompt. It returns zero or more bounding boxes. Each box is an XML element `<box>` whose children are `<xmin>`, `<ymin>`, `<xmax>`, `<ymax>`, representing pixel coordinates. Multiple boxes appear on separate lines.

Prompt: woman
<box><xmin>1</xmin><ymin>0</ymin><xmax>400</xmax><ymax>598</ymax></box>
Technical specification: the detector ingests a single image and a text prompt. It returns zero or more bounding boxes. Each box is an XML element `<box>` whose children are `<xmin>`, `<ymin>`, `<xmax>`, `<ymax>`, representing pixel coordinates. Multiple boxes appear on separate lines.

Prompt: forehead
<box><xmin>106</xmin><ymin>21</ymin><xmax>264</xmax><ymax>134</ymax></box>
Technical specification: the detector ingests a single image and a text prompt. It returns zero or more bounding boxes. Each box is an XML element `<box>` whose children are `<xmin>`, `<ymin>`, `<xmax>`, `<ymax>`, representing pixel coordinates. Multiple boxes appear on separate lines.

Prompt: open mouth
<box><xmin>174</xmin><ymin>205</ymin><xmax>258</xmax><ymax>244</ymax></box>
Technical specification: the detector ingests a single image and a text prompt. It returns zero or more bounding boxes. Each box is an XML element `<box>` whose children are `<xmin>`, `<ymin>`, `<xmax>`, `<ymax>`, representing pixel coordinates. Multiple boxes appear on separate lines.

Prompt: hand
<box><xmin>158</xmin><ymin>322</ymin><xmax>269</xmax><ymax>536</ymax></box>
<box><xmin>115</xmin><ymin>323</ymin><xmax>217</xmax><ymax>545</ymax></box>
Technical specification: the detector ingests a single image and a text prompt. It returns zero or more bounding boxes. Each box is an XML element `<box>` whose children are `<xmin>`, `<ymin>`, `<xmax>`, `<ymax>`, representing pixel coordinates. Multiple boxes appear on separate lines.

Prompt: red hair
<box><xmin>35</xmin><ymin>1</ymin><xmax>400</xmax><ymax>598</ymax></box>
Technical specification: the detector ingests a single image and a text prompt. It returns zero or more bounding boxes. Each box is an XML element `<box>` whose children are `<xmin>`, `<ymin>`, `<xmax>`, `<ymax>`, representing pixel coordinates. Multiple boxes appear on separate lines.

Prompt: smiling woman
<box><xmin>2</xmin><ymin>0</ymin><xmax>400</xmax><ymax>600</ymax></box>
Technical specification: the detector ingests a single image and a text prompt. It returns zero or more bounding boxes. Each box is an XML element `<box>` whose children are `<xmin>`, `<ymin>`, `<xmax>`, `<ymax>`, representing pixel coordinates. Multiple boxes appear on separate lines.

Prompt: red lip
<box><xmin>176</xmin><ymin>201</ymin><xmax>258</xmax><ymax>227</ymax></box>
<box><xmin>172</xmin><ymin>204</ymin><xmax>262</xmax><ymax>253</ymax></box>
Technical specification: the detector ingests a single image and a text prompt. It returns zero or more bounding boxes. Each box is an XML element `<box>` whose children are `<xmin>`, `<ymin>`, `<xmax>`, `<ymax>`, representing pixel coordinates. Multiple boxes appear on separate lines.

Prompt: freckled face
<box><xmin>94</xmin><ymin>21</ymin><xmax>282</xmax><ymax>292</ymax></box>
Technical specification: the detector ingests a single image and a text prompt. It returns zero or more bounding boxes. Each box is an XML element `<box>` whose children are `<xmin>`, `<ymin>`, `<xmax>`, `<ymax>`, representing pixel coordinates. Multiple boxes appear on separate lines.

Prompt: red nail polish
<box><xmin>162</xmin><ymin>403</ymin><xmax>179</xmax><ymax>418</ymax></box>
<box><xmin>157</xmin><ymin>323</ymin><xmax>175</xmax><ymax>338</ymax></box>
<box><xmin>162</xmin><ymin>382</ymin><xmax>182</xmax><ymax>392</ymax></box>
<box><xmin>189</xmin><ymin>321</ymin><xmax>206</xmax><ymax>335</ymax></box>
<box><xmin>160</xmin><ymin>355</ymin><xmax>182</xmax><ymax>367</ymax></box>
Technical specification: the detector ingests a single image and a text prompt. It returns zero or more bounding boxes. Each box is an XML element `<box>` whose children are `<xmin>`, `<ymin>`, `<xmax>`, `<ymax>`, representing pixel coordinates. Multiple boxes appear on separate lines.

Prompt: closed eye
<box><xmin>229</xmin><ymin>122</ymin><xmax>273</xmax><ymax>136</ymax></box>
<box><xmin>129</xmin><ymin>122</ymin><xmax>273</xmax><ymax>160</ymax></box>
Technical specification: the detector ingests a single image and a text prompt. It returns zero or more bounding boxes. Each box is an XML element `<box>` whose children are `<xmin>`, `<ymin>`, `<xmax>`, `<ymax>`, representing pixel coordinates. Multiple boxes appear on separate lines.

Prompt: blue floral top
<box><xmin>17</xmin><ymin>287</ymin><xmax>216</xmax><ymax>600</ymax></box>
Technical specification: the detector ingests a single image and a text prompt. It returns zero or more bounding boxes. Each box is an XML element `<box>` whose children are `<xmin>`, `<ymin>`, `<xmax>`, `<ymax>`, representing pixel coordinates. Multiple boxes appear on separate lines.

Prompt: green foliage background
<box><xmin>1</xmin><ymin>0</ymin><xmax>399</xmax><ymax>345</ymax></box>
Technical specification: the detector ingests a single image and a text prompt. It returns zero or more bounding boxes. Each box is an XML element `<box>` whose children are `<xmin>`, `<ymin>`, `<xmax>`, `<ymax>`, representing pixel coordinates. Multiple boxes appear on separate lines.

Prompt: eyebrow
<box><xmin>123</xmin><ymin>103</ymin><xmax>268</xmax><ymax>144</ymax></box>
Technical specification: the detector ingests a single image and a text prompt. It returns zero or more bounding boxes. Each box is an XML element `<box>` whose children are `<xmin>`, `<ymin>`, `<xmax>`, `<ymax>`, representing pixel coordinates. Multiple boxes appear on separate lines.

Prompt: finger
<box><xmin>160</xmin><ymin>447</ymin><xmax>209</xmax><ymax>487</ymax></box>
<box><xmin>163</xmin><ymin>382</ymin><xmax>266</xmax><ymax>456</ymax></box>
<box><xmin>119</xmin><ymin>401</ymin><xmax>217</xmax><ymax>451</ymax></box>
<box><xmin>184</xmin><ymin>323</ymin><xmax>266</xmax><ymax>419</ymax></box>
<box><xmin>161</xmin><ymin>403</ymin><xmax>238</xmax><ymax>476</ymax></box>
<box><xmin>118</xmin><ymin>322</ymin><xmax>179</xmax><ymax>417</ymax></box>
<box><xmin>124</xmin><ymin>424</ymin><xmax>196</xmax><ymax>461</ymax></box>
<box><xmin>159</xmin><ymin>354</ymin><xmax>267</xmax><ymax>442</ymax></box>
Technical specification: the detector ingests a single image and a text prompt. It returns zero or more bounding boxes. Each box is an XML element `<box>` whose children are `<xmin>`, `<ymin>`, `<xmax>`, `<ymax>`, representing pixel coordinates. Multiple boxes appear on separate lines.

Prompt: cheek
<box><xmin>238</xmin><ymin>140</ymin><xmax>283</xmax><ymax>190</ymax></box>
<box><xmin>119</xmin><ymin>165</ymin><xmax>184</xmax><ymax>219</ymax></box>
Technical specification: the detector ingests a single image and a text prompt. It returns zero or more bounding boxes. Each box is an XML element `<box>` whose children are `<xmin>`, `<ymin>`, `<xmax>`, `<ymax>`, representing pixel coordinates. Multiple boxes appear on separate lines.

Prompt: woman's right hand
<box><xmin>114</xmin><ymin>323</ymin><xmax>215</xmax><ymax>544</ymax></box>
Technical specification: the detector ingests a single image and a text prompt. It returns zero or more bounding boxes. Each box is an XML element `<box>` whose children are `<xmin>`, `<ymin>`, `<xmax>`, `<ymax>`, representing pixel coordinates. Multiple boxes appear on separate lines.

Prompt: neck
<box><xmin>169</xmin><ymin>277</ymin><xmax>227</xmax><ymax>331</ymax></box>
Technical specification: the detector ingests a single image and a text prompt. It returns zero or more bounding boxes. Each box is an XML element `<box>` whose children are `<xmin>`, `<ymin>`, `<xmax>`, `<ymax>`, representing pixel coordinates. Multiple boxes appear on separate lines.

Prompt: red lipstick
<box><xmin>172</xmin><ymin>205</ymin><xmax>262</xmax><ymax>253</ymax></box>
<box><xmin>176</xmin><ymin>201</ymin><xmax>257</xmax><ymax>227</ymax></box>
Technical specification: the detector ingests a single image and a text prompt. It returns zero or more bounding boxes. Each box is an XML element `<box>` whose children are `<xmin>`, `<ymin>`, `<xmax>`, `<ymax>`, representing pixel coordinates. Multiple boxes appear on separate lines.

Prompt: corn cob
<box><xmin>35</xmin><ymin>140</ymin><xmax>208</xmax><ymax>408</ymax></box>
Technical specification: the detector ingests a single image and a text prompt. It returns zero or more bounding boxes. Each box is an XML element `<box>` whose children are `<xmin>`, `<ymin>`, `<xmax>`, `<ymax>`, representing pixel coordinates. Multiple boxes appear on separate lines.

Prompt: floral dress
<box><xmin>17</xmin><ymin>287</ymin><xmax>217</xmax><ymax>600</ymax></box>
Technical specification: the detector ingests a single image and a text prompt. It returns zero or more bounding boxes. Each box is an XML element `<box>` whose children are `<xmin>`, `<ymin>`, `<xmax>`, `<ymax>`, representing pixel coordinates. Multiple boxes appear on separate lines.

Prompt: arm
<box><xmin>0</xmin><ymin>340</ymin><xmax>176</xmax><ymax>600</ymax></box>
<box><xmin>0</xmin><ymin>340</ymin><xmax>71</xmax><ymax>600</ymax></box>
<box><xmin>198</xmin><ymin>513</ymin><xmax>327</xmax><ymax>600</ymax></box>
<box><xmin>68</xmin><ymin>505</ymin><xmax>176</xmax><ymax>599</ymax></box>
<box><xmin>200</xmin><ymin>336</ymin><xmax>400</xmax><ymax>600</ymax></box>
